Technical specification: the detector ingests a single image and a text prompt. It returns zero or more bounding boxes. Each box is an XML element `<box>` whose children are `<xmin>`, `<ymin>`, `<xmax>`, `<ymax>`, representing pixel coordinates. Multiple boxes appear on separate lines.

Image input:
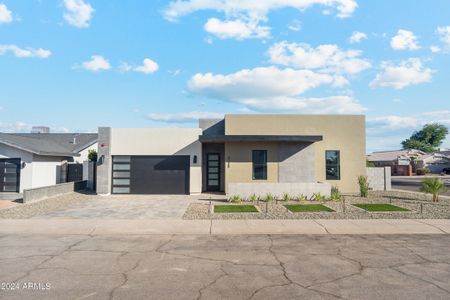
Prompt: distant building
<box><xmin>367</xmin><ymin>149</ymin><xmax>426</xmax><ymax>176</ymax></box>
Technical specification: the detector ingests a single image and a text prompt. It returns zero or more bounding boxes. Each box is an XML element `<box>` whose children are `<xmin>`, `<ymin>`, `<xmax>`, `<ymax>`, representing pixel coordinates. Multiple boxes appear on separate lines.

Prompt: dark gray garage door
<box><xmin>0</xmin><ymin>158</ymin><xmax>21</xmax><ymax>193</ymax></box>
<box><xmin>112</xmin><ymin>156</ymin><xmax>190</xmax><ymax>195</ymax></box>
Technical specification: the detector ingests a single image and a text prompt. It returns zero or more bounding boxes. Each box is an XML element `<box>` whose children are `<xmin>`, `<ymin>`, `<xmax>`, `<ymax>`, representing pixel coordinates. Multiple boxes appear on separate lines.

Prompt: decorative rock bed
<box><xmin>183</xmin><ymin>190</ymin><xmax>450</xmax><ymax>220</ymax></box>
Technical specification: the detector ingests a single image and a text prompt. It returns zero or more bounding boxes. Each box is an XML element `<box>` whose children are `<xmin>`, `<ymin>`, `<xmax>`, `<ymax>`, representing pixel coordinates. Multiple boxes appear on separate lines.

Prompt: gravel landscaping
<box><xmin>183</xmin><ymin>190</ymin><xmax>450</xmax><ymax>220</ymax></box>
<box><xmin>0</xmin><ymin>193</ymin><xmax>92</xmax><ymax>219</ymax></box>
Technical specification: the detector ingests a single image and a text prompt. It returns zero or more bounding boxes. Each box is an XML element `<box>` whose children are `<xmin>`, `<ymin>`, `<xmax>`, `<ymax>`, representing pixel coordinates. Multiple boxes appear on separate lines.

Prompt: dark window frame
<box><xmin>252</xmin><ymin>150</ymin><xmax>268</xmax><ymax>180</ymax></box>
<box><xmin>325</xmin><ymin>150</ymin><xmax>341</xmax><ymax>180</ymax></box>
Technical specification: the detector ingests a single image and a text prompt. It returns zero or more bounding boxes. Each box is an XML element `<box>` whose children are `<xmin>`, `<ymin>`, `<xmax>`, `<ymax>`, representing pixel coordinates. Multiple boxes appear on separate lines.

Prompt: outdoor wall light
<box><xmin>227</xmin><ymin>156</ymin><xmax>230</xmax><ymax>168</ymax></box>
<box><xmin>193</xmin><ymin>155</ymin><xmax>198</xmax><ymax>164</ymax></box>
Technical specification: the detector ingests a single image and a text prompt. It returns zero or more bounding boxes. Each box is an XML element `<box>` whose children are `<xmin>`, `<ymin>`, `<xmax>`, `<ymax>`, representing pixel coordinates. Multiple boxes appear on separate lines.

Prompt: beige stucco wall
<box><xmin>225</xmin><ymin>142</ymin><xmax>278</xmax><ymax>191</ymax></box>
<box><xmin>224</xmin><ymin>115</ymin><xmax>366</xmax><ymax>194</ymax></box>
<box><xmin>110</xmin><ymin>128</ymin><xmax>202</xmax><ymax>194</ymax></box>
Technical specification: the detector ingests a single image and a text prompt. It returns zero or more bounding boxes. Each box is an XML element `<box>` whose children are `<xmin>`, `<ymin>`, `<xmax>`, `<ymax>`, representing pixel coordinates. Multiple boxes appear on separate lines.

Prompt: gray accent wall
<box><xmin>96</xmin><ymin>127</ymin><xmax>111</xmax><ymax>195</ymax></box>
<box><xmin>278</xmin><ymin>142</ymin><xmax>315</xmax><ymax>183</ymax></box>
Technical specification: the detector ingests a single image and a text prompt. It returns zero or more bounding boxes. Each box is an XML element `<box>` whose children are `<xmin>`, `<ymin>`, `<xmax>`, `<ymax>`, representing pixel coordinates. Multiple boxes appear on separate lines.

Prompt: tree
<box><xmin>88</xmin><ymin>149</ymin><xmax>98</xmax><ymax>162</ymax></box>
<box><xmin>420</xmin><ymin>177</ymin><xmax>445</xmax><ymax>202</ymax></box>
<box><xmin>402</xmin><ymin>123</ymin><xmax>449</xmax><ymax>153</ymax></box>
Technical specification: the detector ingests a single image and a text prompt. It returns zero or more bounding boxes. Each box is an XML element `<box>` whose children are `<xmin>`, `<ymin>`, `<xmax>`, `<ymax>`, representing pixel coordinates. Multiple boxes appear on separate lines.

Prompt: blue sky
<box><xmin>1</xmin><ymin>0</ymin><xmax>450</xmax><ymax>153</ymax></box>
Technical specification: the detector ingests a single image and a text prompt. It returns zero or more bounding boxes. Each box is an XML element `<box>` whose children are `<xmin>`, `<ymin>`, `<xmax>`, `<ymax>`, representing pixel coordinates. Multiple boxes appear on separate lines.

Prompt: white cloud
<box><xmin>63</xmin><ymin>0</ymin><xmax>94</xmax><ymax>28</ymax></box>
<box><xmin>187</xmin><ymin>66</ymin><xmax>365</xmax><ymax>114</ymax></box>
<box><xmin>81</xmin><ymin>55</ymin><xmax>111</xmax><ymax>72</ymax></box>
<box><xmin>390</xmin><ymin>29</ymin><xmax>420</xmax><ymax>50</ymax></box>
<box><xmin>164</xmin><ymin>0</ymin><xmax>358</xmax><ymax>21</ymax></box>
<box><xmin>0</xmin><ymin>122</ymin><xmax>31</xmax><ymax>132</ymax></box>
<box><xmin>370</xmin><ymin>58</ymin><xmax>433</xmax><ymax>89</ymax></box>
<box><xmin>121</xmin><ymin>58</ymin><xmax>159</xmax><ymax>74</ymax></box>
<box><xmin>147</xmin><ymin>111</ymin><xmax>224</xmax><ymax>123</ymax></box>
<box><xmin>430</xmin><ymin>46</ymin><xmax>441</xmax><ymax>53</ymax></box>
<box><xmin>164</xmin><ymin>0</ymin><xmax>357</xmax><ymax>39</ymax></box>
<box><xmin>0</xmin><ymin>44</ymin><xmax>51</xmax><ymax>58</ymax></box>
<box><xmin>287</xmin><ymin>19</ymin><xmax>301</xmax><ymax>32</ymax></box>
<box><xmin>189</xmin><ymin>66</ymin><xmax>347</xmax><ymax>99</ymax></box>
<box><xmin>368</xmin><ymin>116</ymin><xmax>421</xmax><ymax>130</ymax></box>
<box><xmin>204</xmin><ymin>18</ymin><xmax>270</xmax><ymax>40</ymax></box>
<box><xmin>349</xmin><ymin>31</ymin><xmax>367</xmax><ymax>43</ymax></box>
<box><xmin>436</xmin><ymin>26</ymin><xmax>450</xmax><ymax>50</ymax></box>
<box><xmin>0</xmin><ymin>3</ymin><xmax>13</xmax><ymax>23</ymax></box>
<box><xmin>268</xmin><ymin>42</ymin><xmax>371</xmax><ymax>75</ymax></box>
<box><xmin>241</xmin><ymin>96</ymin><xmax>366</xmax><ymax>114</ymax></box>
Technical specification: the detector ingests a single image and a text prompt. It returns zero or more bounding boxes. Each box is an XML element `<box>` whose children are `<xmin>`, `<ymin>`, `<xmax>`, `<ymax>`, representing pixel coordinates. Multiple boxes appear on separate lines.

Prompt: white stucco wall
<box><xmin>110</xmin><ymin>128</ymin><xmax>202</xmax><ymax>194</ymax></box>
<box><xmin>31</xmin><ymin>155</ymin><xmax>65</xmax><ymax>189</ymax></box>
<box><xmin>0</xmin><ymin>143</ymin><xmax>33</xmax><ymax>193</ymax></box>
<box><xmin>74</xmin><ymin>143</ymin><xmax>98</xmax><ymax>163</ymax></box>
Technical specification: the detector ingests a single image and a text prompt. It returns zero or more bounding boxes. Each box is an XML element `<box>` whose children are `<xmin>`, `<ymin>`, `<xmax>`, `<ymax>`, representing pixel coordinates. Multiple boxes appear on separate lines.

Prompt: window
<box><xmin>326</xmin><ymin>150</ymin><xmax>340</xmax><ymax>180</ymax></box>
<box><xmin>252</xmin><ymin>150</ymin><xmax>267</xmax><ymax>180</ymax></box>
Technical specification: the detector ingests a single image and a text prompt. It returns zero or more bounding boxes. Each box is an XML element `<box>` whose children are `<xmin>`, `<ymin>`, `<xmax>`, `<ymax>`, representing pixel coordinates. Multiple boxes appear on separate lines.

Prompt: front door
<box><xmin>207</xmin><ymin>153</ymin><xmax>220</xmax><ymax>191</ymax></box>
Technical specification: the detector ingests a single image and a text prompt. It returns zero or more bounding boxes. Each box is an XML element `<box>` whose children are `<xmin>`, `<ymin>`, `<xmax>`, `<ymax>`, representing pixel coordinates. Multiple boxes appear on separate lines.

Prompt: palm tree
<box><xmin>420</xmin><ymin>177</ymin><xmax>445</xmax><ymax>202</ymax></box>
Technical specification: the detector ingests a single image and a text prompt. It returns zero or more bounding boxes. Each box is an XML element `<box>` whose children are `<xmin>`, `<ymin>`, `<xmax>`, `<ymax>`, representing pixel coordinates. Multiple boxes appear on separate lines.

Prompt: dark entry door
<box><xmin>206</xmin><ymin>153</ymin><xmax>220</xmax><ymax>191</ymax></box>
<box><xmin>0</xmin><ymin>158</ymin><xmax>21</xmax><ymax>193</ymax></box>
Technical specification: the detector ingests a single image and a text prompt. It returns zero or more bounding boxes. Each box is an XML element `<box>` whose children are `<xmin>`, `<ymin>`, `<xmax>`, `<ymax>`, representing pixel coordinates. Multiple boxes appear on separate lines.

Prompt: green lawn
<box><xmin>285</xmin><ymin>204</ymin><xmax>334</xmax><ymax>213</ymax></box>
<box><xmin>353</xmin><ymin>203</ymin><xmax>410</xmax><ymax>212</ymax></box>
<box><xmin>214</xmin><ymin>205</ymin><xmax>259</xmax><ymax>213</ymax></box>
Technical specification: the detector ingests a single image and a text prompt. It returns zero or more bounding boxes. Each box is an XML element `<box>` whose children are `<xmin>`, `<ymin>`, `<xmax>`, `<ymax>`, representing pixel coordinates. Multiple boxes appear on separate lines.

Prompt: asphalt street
<box><xmin>1</xmin><ymin>234</ymin><xmax>449</xmax><ymax>300</ymax></box>
<box><xmin>392</xmin><ymin>176</ymin><xmax>450</xmax><ymax>197</ymax></box>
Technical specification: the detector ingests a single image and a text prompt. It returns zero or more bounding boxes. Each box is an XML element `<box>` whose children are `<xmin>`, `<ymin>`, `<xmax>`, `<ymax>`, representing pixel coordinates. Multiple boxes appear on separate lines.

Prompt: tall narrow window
<box><xmin>326</xmin><ymin>150</ymin><xmax>340</xmax><ymax>180</ymax></box>
<box><xmin>252</xmin><ymin>150</ymin><xmax>267</xmax><ymax>180</ymax></box>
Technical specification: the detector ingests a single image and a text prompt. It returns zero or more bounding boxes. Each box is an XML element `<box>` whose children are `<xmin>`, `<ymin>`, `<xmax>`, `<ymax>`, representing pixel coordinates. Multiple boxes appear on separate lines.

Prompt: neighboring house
<box><xmin>367</xmin><ymin>149</ymin><xmax>425</xmax><ymax>176</ymax></box>
<box><xmin>0</xmin><ymin>131</ymin><xmax>97</xmax><ymax>194</ymax></box>
<box><xmin>417</xmin><ymin>153</ymin><xmax>450</xmax><ymax>174</ymax></box>
<box><xmin>97</xmin><ymin>114</ymin><xmax>366</xmax><ymax>196</ymax></box>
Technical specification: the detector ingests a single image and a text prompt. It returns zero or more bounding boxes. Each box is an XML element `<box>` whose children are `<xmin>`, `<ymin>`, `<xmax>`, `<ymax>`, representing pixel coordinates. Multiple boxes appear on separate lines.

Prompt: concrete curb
<box><xmin>0</xmin><ymin>219</ymin><xmax>449</xmax><ymax>235</ymax></box>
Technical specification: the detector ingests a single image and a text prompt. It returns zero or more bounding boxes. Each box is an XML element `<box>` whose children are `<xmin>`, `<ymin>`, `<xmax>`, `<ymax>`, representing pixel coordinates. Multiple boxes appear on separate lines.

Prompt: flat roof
<box><xmin>199</xmin><ymin>135</ymin><xmax>323</xmax><ymax>143</ymax></box>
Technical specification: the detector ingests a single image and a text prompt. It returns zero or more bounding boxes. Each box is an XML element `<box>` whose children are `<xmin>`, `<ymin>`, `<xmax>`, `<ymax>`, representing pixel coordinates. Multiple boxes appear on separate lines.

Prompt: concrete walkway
<box><xmin>0</xmin><ymin>219</ymin><xmax>449</xmax><ymax>235</ymax></box>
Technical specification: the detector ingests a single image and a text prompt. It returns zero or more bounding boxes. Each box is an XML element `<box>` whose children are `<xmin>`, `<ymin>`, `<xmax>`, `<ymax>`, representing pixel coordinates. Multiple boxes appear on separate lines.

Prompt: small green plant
<box><xmin>313</xmin><ymin>192</ymin><xmax>325</xmax><ymax>203</ymax></box>
<box><xmin>282</xmin><ymin>192</ymin><xmax>290</xmax><ymax>202</ymax></box>
<box><xmin>263</xmin><ymin>193</ymin><xmax>274</xmax><ymax>202</ymax></box>
<box><xmin>416</xmin><ymin>168</ymin><xmax>430</xmax><ymax>176</ymax></box>
<box><xmin>249</xmin><ymin>194</ymin><xmax>258</xmax><ymax>202</ymax></box>
<box><xmin>358</xmin><ymin>175</ymin><xmax>369</xmax><ymax>198</ymax></box>
<box><xmin>366</xmin><ymin>160</ymin><xmax>375</xmax><ymax>167</ymax></box>
<box><xmin>297</xmin><ymin>194</ymin><xmax>307</xmax><ymax>203</ymax></box>
<box><xmin>330</xmin><ymin>186</ymin><xmax>342</xmax><ymax>202</ymax></box>
<box><xmin>88</xmin><ymin>149</ymin><xmax>98</xmax><ymax>162</ymax></box>
<box><xmin>421</xmin><ymin>177</ymin><xmax>445</xmax><ymax>202</ymax></box>
<box><xmin>229</xmin><ymin>195</ymin><xmax>242</xmax><ymax>203</ymax></box>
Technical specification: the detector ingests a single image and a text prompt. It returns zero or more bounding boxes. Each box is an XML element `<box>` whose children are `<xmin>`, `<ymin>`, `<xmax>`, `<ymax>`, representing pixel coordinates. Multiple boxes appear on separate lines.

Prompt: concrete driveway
<box><xmin>0</xmin><ymin>233</ymin><xmax>449</xmax><ymax>300</ymax></box>
<box><xmin>32</xmin><ymin>194</ymin><xmax>221</xmax><ymax>220</ymax></box>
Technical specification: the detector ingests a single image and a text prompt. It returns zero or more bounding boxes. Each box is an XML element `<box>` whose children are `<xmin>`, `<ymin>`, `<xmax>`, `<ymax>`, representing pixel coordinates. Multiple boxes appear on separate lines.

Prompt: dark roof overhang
<box><xmin>199</xmin><ymin>135</ymin><xmax>323</xmax><ymax>143</ymax></box>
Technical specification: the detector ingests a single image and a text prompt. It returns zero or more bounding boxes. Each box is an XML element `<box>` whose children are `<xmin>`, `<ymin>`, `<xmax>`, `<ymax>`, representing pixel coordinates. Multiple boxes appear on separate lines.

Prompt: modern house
<box><xmin>0</xmin><ymin>130</ymin><xmax>97</xmax><ymax>195</ymax></box>
<box><xmin>97</xmin><ymin>114</ymin><xmax>366</xmax><ymax>197</ymax></box>
<box><xmin>367</xmin><ymin>149</ymin><xmax>426</xmax><ymax>176</ymax></box>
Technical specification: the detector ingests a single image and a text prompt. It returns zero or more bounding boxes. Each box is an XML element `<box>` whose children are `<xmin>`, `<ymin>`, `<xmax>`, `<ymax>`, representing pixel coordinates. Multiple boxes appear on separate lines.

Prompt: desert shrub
<box><xmin>297</xmin><ymin>194</ymin><xmax>307</xmax><ymax>203</ymax></box>
<box><xmin>229</xmin><ymin>195</ymin><xmax>242</xmax><ymax>203</ymax></box>
<box><xmin>263</xmin><ymin>193</ymin><xmax>274</xmax><ymax>202</ymax></box>
<box><xmin>416</xmin><ymin>168</ymin><xmax>430</xmax><ymax>176</ymax></box>
<box><xmin>358</xmin><ymin>175</ymin><xmax>369</xmax><ymax>198</ymax></box>
<box><xmin>282</xmin><ymin>192</ymin><xmax>290</xmax><ymax>202</ymax></box>
<box><xmin>330</xmin><ymin>186</ymin><xmax>342</xmax><ymax>202</ymax></box>
<box><xmin>249</xmin><ymin>194</ymin><xmax>258</xmax><ymax>202</ymax></box>
<box><xmin>313</xmin><ymin>192</ymin><xmax>325</xmax><ymax>203</ymax></box>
